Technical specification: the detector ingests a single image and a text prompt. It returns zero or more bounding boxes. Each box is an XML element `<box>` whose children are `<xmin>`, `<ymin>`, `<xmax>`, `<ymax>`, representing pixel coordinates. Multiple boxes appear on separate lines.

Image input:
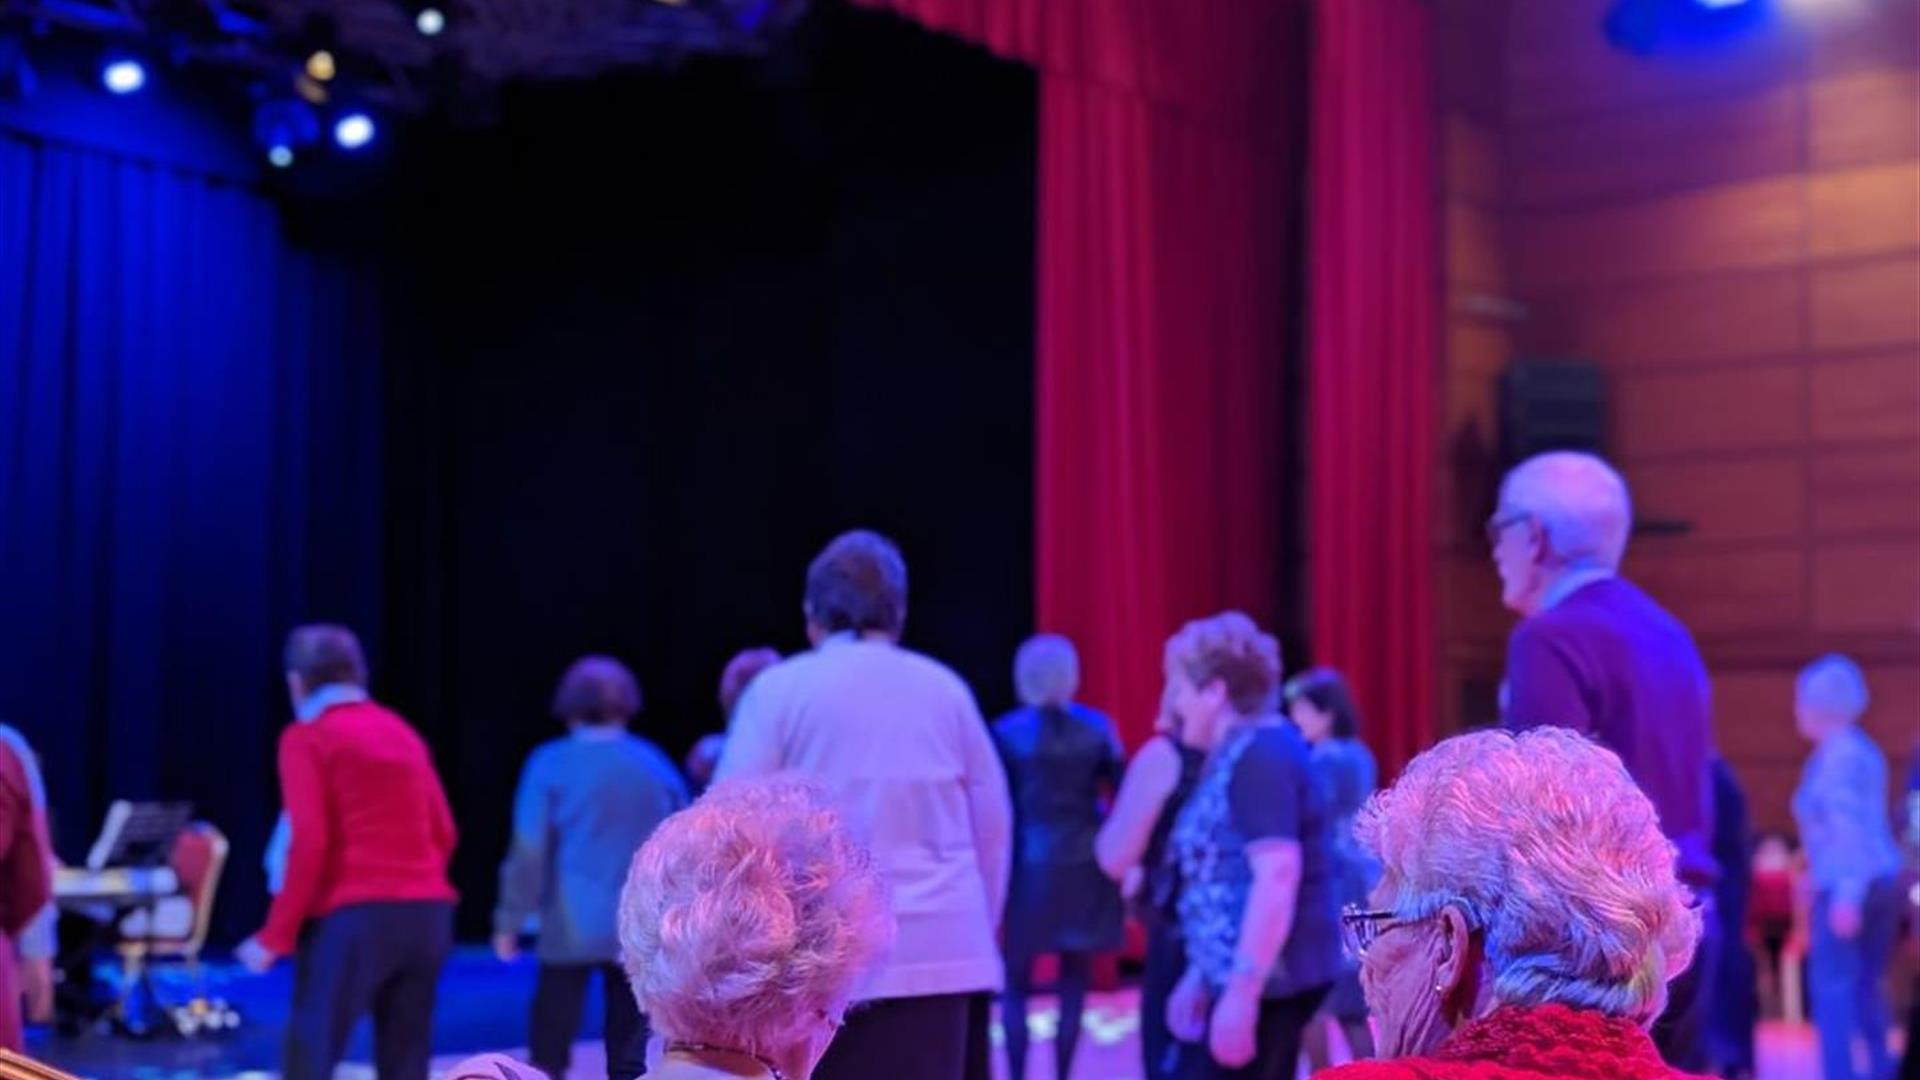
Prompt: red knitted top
<box><xmin>1318</xmin><ymin>1004</ymin><xmax>1714</xmax><ymax>1080</ymax></box>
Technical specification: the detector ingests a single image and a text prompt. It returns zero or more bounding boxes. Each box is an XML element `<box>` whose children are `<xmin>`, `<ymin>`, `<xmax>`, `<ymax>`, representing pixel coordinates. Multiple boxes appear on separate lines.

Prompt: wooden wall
<box><xmin>1434</xmin><ymin>0</ymin><xmax>1920</xmax><ymax>835</ymax></box>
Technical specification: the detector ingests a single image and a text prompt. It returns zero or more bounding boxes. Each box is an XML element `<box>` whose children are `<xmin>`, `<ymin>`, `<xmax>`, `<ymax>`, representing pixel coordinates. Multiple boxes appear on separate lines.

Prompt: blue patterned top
<box><xmin>1171</xmin><ymin>720</ymin><xmax>1342</xmax><ymax>997</ymax></box>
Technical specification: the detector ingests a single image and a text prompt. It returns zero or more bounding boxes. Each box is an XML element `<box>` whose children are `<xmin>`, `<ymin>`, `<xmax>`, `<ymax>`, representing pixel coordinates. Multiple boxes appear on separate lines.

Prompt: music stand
<box><xmin>84</xmin><ymin>801</ymin><xmax>193</xmax><ymax>872</ymax></box>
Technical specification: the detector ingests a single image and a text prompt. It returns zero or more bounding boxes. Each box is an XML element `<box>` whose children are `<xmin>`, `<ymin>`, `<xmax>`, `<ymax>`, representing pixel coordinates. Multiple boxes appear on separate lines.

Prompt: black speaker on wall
<box><xmin>1499</xmin><ymin>357</ymin><xmax>1608</xmax><ymax>469</ymax></box>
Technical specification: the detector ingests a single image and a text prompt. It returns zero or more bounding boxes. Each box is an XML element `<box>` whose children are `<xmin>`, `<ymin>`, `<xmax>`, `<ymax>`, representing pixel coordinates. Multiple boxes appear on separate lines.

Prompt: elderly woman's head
<box><xmin>619</xmin><ymin>776</ymin><xmax>892</xmax><ymax>1078</ymax></box>
<box><xmin>1162</xmin><ymin>611</ymin><xmax>1281</xmax><ymax>749</ymax></box>
<box><xmin>1014</xmin><ymin>634</ymin><xmax>1080</xmax><ymax>708</ymax></box>
<box><xmin>1351</xmin><ymin>728</ymin><xmax>1699</xmax><ymax>1058</ymax></box>
<box><xmin>552</xmin><ymin>655</ymin><xmax>641</xmax><ymax>728</ymax></box>
<box><xmin>803</xmin><ymin>530</ymin><xmax>908</xmax><ymax>642</ymax></box>
<box><xmin>1795</xmin><ymin>653</ymin><xmax>1870</xmax><ymax>741</ymax></box>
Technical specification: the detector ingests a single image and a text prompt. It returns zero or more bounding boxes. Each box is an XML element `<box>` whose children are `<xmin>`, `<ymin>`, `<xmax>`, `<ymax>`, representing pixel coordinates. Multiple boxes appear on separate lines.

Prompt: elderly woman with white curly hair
<box><xmin>618</xmin><ymin>776</ymin><xmax>894</xmax><ymax>1080</ymax></box>
<box><xmin>1319</xmin><ymin>727</ymin><xmax>1706</xmax><ymax>1080</ymax></box>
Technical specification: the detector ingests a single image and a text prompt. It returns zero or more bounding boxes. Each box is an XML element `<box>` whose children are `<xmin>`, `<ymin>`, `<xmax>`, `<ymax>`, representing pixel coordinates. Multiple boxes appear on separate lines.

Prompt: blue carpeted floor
<box><xmin>26</xmin><ymin>947</ymin><xmax>601</xmax><ymax>1080</ymax></box>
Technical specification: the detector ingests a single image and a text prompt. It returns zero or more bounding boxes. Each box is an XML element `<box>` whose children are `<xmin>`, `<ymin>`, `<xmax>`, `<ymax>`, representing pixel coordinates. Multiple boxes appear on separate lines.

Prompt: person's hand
<box><xmin>236</xmin><ymin>936</ymin><xmax>278</xmax><ymax>974</ymax></box>
<box><xmin>1166</xmin><ymin>969</ymin><xmax>1211</xmax><ymax>1044</ymax></box>
<box><xmin>492</xmin><ymin>933</ymin><xmax>521</xmax><ymax>963</ymax></box>
<box><xmin>1828</xmin><ymin>898</ymin><xmax>1863</xmax><ymax>940</ymax></box>
<box><xmin>20</xmin><ymin>956</ymin><xmax>53</xmax><ymax>1023</ymax></box>
<box><xmin>1208</xmin><ymin>984</ymin><xmax>1260</xmax><ymax>1068</ymax></box>
<box><xmin>1120</xmin><ymin>865</ymin><xmax>1146</xmax><ymax>903</ymax></box>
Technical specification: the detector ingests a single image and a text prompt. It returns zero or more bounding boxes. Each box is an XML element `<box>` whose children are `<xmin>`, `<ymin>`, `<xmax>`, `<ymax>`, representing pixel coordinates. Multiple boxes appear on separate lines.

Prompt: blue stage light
<box><xmin>102</xmin><ymin>58</ymin><xmax>146</xmax><ymax>95</ymax></box>
<box><xmin>1695</xmin><ymin>0</ymin><xmax>1753</xmax><ymax>7</ymax></box>
<box><xmin>416</xmin><ymin>7</ymin><xmax>447</xmax><ymax>36</ymax></box>
<box><xmin>268</xmin><ymin>145</ymin><xmax>295</xmax><ymax>168</ymax></box>
<box><xmin>334</xmin><ymin>112</ymin><xmax>375</xmax><ymax>151</ymax></box>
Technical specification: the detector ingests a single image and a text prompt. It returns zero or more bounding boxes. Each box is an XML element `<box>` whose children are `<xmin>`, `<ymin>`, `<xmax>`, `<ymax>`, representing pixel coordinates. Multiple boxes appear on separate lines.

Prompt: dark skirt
<box><xmin>1003</xmin><ymin>856</ymin><xmax>1124</xmax><ymax>956</ymax></box>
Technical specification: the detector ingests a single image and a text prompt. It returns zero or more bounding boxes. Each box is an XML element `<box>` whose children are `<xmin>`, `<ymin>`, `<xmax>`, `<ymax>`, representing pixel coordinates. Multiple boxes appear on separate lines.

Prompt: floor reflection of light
<box><xmin>990</xmin><ymin>993</ymin><xmax>1141</xmax><ymax>1048</ymax></box>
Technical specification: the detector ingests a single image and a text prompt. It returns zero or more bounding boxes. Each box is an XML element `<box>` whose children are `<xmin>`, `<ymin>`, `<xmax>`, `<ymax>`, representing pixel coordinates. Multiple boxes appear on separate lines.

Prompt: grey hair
<box><xmin>1356</xmin><ymin>727</ymin><xmax>1700</xmax><ymax>1026</ymax></box>
<box><xmin>1498</xmin><ymin>451</ymin><xmax>1634</xmax><ymax>572</ymax></box>
<box><xmin>619</xmin><ymin>776</ymin><xmax>894</xmax><ymax>1056</ymax></box>
<box><xmin>1797</xmin><ymin>654</ymin><xmax>1870</xmax><ymax>725</ymax></box>
<box><xmin>1014</xmin><ymin>634</ymin><xmax>1080</xmax><ymax>708</ymax></box>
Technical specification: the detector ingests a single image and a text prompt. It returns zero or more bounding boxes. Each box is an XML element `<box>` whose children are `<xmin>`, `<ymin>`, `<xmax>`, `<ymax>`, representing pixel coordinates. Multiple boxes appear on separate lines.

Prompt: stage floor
<box><xmin>25</xmin><ymin>947</ymin><xmax>1846</xmax><ymax>1079</ymax></box>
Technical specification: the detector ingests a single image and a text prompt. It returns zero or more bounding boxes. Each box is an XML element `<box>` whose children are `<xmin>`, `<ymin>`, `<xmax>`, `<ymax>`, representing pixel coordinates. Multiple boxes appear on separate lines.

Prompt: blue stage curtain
<box><xmin>0</xmin><ymin>132</ymin><xmax>383</xmax><ymax>942</ymax></box>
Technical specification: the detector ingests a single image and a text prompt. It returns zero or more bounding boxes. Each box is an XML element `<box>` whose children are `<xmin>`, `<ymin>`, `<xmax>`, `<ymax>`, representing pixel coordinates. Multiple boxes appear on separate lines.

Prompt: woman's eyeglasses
<box><xmin>1339</xmin><ymin>905</ymin><xmax>1401</xmax><ymax>961</ymax></box>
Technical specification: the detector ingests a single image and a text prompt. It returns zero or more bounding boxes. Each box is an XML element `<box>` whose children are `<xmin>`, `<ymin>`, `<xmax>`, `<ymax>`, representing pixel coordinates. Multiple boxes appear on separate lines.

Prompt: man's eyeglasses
<box><xmin>1484</xmin><ymin>511</ymin><xmax>1532</xmax><ymax>546</ymax></box>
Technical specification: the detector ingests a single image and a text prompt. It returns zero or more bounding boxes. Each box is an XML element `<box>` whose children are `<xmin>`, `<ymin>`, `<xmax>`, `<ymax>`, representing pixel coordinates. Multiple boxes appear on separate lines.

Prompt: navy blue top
<box><xmin>495</xmin><ymin>729</ymin><xmax>689</xmax><ymax>964</ymax></box>
<box><xmin>1172</xmin><ymin>720</ymin><xmax>1342</xmax><ymax>997</ymax></box>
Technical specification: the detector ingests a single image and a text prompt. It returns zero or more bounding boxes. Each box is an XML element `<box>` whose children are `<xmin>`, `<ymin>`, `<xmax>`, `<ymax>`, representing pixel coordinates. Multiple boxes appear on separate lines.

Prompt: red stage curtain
<box><xmin>851</xmin><ymin>0</ymin><xmax>1305</xmax><ymax>748</ymax></box>
<box><xmin>1306</xmin><ymin>0</ymin><xmax>1439</xmax><ymax>781</ymax></box>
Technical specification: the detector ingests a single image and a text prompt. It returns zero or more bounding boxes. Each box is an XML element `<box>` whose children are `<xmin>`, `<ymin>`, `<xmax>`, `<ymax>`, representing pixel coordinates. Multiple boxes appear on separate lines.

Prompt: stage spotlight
<box><xmin>102</xmin><ymin>57</ymin><xmax>146</xmax><ymax>94</ymax></box>
<box><xmin>416</xmin><ymin>7</ymin><xmax>447</xmax><ymax>35</ymax></box>
<box><xmin>305</xmin><ymin>49</ymin><xmax>337</xmax><ymax>82</ymax></box>
<box><xmin>333</xmin><ymin>111</ymin><xmax>375</xmax><ymax>151</ymax></box>
<box><xmin>268</xmin><ymin>145</ymin><xmax>295</xmax><ymax>168</ymax></box>
<box><xmin>1695</xmin><ymin>0</ymin><xmax>1754</xmax><ymax>6</ymax></box>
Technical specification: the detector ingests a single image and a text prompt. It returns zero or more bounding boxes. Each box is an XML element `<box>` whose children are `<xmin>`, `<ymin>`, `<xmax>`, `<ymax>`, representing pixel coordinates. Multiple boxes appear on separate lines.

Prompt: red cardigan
<box><xmin>1318</xmin><ymin>1004</ymin><xmax>1713</xmax><ymax>1080</ymax></box>
<box><xmin>255</xmin><ymin>701</ymin><xmax>459</xmax><ymax>956</ymax></box>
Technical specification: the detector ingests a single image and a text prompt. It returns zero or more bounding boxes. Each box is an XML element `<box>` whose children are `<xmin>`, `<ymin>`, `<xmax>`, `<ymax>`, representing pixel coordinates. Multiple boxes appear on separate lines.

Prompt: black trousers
<box><xmin>1169</xmin><ymin>984</ymin><xmax>1330</xmax><ymax>1080</ymax></box>
<box><xmin>1141</xmin><ymin>922</ymin><xmax>1187</xmax><ymax>1080</ymax></box>
<box><xmin>813</xmin><ymin>992</ymin><xmax>975</xmax><ymax>1080</ymax></box>
<box><xmin>529</xmin><ymin>962</ymin><xmax>649</xmax><ymax>1080</ymax></box>
<box><xmin>285</xmin><ymin>900</ymin><xmax>454</xmax><ymax>1080</ymax></box>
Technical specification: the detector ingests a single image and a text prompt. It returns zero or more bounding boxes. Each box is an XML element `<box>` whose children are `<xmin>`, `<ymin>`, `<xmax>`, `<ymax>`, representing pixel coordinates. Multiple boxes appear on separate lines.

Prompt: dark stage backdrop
<box><xmin>378</xmin><ymin>5</ymin><xmax>1038</xmax><ymax>938</ymax></box>
<box><xmin>0</xmin><ymin>118</ymin><xmax>384</xmax><ymax>944</ymax></box>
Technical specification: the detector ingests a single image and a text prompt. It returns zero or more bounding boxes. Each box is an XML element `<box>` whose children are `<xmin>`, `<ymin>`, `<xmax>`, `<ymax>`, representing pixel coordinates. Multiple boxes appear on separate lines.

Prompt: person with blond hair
<box><xmin>619</xmin><ymin>776</ymin><xmax>894</xmax><ymax>1080</ymax></box>
<box><xmin>1161</xmin><ymin>612</ymin><xmax>1339</xmax><ymax>1079</ymax></box>
<box><xmin>494</xmin><ymin>655</ymin><xmax>688</xmax><ymax>1080</ymax></box>
<box><xmin>992</xmin><ymin>633</ymin><xmax>1123</xmax><ymax>1080</ymax></box>
<box><xmin>1318</xmin><ymin>727</ymin><xmax>1704</xmax><ymax>1080</ymax></box>
<box><xmin>1489</xmin><ymin>450</ymin><xmax>1719</xmax><ymax>1070</ymax></box>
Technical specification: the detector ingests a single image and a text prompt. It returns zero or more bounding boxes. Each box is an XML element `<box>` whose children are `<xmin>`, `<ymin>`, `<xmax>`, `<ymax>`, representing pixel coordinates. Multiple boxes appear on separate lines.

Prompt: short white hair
<box><xmin>619</xmin><ymin>776</ymin><xmax>893</xmax><ymax>1055</ymax></box>
<box><xmin>1797</xmin><ymin>654</ymin><xmax>1870</xmax><ymax>724</ymax></box>
<box><xmin>1014</xmin><ymin>634</ymin><xmax>1080</xmax><ymax>708</ymax></box>
<box><xmin>1498</xmin><ymin>451</ymin><xmax>1633</xmax><ymax>571</ymax></box>
<box><xmin>1356</xmin><ymin>727</ymin><xmax>1700</xmax><ymax>1025</ymax></box>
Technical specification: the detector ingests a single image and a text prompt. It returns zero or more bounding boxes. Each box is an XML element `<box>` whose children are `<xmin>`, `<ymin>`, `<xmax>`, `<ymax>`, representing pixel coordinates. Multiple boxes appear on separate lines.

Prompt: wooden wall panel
<box><xmin>1812</xmin><ymin>447</ymin><xmax>1920</xmax><ymax>537</ymax></box>
<box><xmin>1615</xmin><ymin>365</ymin><xmax>1806</xmax><ymax>458</ymax></box>
<box><xmin>1630</xmin><ymin>547</ymin><xmax>1808</xmax><ymax>636</ymax></box>
<box><xmin>1628</xmin><ymin>457</ymin><xmax>1807</xmax><ymax>543</ymax></box>
<box><xmin>1712</xmin><ymin>669</ymin><xmax>1802</xmax><ymax>761</ymax></box>
<box><xmin>1523</xmin><ymin>270</ymin><xmax>1805</xmax><ymax>368</ymax></box>
<box><xmin>1808</xmin><ymin>163</ymin><xmax>1920</xmax><ymax>260</ymax></box>
<box><xmin>1810</xmin><ymin>351</ymin><xmax>1920</xmax><ymax>443</ymax></box>
<box><xmin>1812</xmin><ymin>68</ymin><xmax>1920</xmax><ymax>169</ymax></box>
<box><xmin>1509</xmin><ymin>88</ymin><xmax>1805</xmax><ymax>208</ymax></box>
<box><xmin>1447</xmin><ymin>202</ymin><xmax>1507</xmax><ymax>292</ymax></box>
<box><xmin>1811</xmin><ymin>257</ymin><xmax>1920</xmax><ymax>352</ymax></box>
<box><xmin>1513</xmin><ymin>177</ymin><xmax>1806</xmax><ymax>290</ymax></box>
<box><xmin>1814</xmin><ymin>542</ymin><xmax>1920</xmax><ymax>632</ymax></box>
<box><xmin>1731</xmin><ymin>757</ymin><xmax>1806</xmax><ymax>837</ymax></box>
<box><xmin>1445</xmin><ymin>115</ymin><xmax>1503</xmax><ymax>204</ymax></box>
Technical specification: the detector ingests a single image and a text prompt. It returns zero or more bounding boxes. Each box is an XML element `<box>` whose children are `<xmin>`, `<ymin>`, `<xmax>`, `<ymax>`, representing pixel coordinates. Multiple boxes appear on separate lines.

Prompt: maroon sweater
<box><xmin>255</xmin><ymin>701</ymin><xmax>458</xmax><ymax>956</ymax></box>
<box><xmin>1503</xmin><ymin>577</ymin><xmax>1718</xmax><ymax>888</ymax></box>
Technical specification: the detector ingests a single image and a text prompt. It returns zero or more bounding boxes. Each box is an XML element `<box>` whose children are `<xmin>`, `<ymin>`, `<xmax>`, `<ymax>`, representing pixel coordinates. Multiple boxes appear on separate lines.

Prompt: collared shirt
<box><xmin>715</xmin><ymin>633</ymin><xmax>1013</xmax><ymax>1000</ymax></box>
<box><xmin>265</xmin><ymin>684</ymin><xmax>371</xmax><ymax>892</ymax></box>
<box><xmin>1793</xmin><ymin>725</ymin><xmax>1901</xmax><ymax>905</ymax></box>
<box><xmin>1539</xmin><ymin>566</ymin><xmax>1614</xmax><ymax>612</ymax></box>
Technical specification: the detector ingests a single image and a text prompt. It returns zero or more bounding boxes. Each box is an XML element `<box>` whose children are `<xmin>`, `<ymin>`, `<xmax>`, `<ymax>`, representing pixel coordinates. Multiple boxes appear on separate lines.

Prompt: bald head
<box><xmin>1498</xmin><ymin>451</ymin><xmax>1634</xmax><ymax>572</ymax></box>
<box><xmin>1796</xmin><ymin>653</ymin><xmax>1870</xmax><ymax>734</ymax></box>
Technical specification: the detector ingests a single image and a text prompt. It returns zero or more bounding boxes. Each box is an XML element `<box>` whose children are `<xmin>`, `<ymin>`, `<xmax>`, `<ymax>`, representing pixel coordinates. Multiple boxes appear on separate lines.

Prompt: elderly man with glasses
<box><xmin>1484</xmin><ymin>450</ymin><xmax>1719</xmax><ymax>1072</ymax></box>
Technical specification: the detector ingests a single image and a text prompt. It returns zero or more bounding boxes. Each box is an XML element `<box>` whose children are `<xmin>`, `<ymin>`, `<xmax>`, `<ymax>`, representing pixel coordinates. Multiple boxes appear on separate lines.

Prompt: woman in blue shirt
<box><xmin>493</xmin><ymin>656</ymin><xmax>689</xmax><ymax>1080</ymax></box>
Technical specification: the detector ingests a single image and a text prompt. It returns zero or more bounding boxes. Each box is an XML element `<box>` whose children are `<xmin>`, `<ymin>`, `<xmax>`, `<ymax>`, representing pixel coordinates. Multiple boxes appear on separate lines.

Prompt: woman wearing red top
<box><xmin>1319</xmin><ymin>728</ymin><xmax>1710</xmax><ymax>1080</ymax></box>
